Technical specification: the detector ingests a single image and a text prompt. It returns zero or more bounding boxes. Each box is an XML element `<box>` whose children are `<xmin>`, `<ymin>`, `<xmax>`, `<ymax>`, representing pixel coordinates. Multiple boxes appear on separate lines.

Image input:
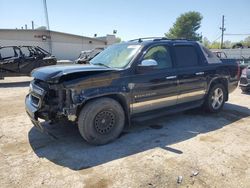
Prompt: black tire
<box><xmin>78</xmin><ymin>97</ymin><xmax>125</xmax><ymax>145</ymax></box>
<box><xmin>204</xmin><ymin>83</ymin><xmax>226</xmax><ymax>113</ymax></box>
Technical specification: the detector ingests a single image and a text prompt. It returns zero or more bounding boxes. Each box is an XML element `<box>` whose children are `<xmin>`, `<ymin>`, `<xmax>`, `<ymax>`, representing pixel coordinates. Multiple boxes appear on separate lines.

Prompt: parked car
<box><xmin>25</xmin><ymin>38</ymin><xmax>239</xmax><ymax>145</ymax></box>
<box><xmin>0</xmin><ymin>46</ymin><xmax>57</xmax><ymax>79</ymax></box>
<box><xmin>57</xmin><ymin>48</ymin><xmax>104</xmax><ymax>65</ymax></box>
<box><xmin>213</xmin><ymin>51</ymin><xmax>227</xmax><ymax>59</ymax></box>
<box><xmin>75</xmin><ymin>48</ymin><xmax>104</xmax><ymax>64</ymax></box>
<box><xmin>239</xmin><ymin>66</ymin><xmax>250</xmax><ymax>92</ymax></box>
<box><xmin>212</xmin><ymin>50</ymin><xmax>250</xmax><ymax>74</ymax></box>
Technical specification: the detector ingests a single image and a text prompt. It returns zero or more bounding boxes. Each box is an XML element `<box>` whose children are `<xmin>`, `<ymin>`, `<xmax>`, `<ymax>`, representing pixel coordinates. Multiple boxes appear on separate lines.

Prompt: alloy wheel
<box><xmin>211</xmin><ymin>88</ymin><xmax>224</xmax><ymax>110</ymax></box>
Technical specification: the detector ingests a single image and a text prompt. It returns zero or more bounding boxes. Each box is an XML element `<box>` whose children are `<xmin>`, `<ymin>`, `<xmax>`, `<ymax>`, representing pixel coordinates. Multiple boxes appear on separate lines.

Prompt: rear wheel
<box><xmin>78</xmin><ymin>98</ymin><xmax>125</xmax><ymax>145</ymax></box>
<box><xmin>205</xmin><ymin>84</ymin><xmax>226</xmax><ymax>113</ymax></box>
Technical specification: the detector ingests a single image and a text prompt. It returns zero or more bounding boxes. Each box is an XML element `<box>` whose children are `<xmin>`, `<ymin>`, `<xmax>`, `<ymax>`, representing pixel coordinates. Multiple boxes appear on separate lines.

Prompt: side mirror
<box><xmin>138</xmin><ymin>59</ymin><xmax>158</xmax><ymax>67</ymax></box>
<box><xmin>136</xmin><ymin>59</ymin><xmax>158</xmax><ymax>73</ymax></box>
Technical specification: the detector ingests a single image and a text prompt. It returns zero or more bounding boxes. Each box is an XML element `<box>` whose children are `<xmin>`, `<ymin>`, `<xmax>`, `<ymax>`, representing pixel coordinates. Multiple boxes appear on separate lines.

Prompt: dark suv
<box><xmin>25</xmin><ymin>38</ymin><xmax>239</xmax><ymax>145</ymax></box>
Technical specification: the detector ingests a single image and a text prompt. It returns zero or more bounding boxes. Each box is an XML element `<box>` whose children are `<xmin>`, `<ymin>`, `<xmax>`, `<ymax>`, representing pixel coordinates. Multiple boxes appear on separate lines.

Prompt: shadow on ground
<box><xmin>0</xmin><ymin>81</ymin><xmax>30</xmax><ymax>88</ymax></box>
<box><xmin>28</xmin><ymin>103</ymin><xmax>250</xmax><ymax>170</ymax></box>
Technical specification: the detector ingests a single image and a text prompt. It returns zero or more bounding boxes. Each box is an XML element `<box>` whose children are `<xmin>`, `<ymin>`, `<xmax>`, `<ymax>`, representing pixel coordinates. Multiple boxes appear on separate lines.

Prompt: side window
<box><xmin>0</xmin><ymin>47</ymin><xmax>16</xmax><ymax>59</ymax></box>
<box><xmin>21</xmin><ymin>47</ymin><xmax>31</xmax><ymax>57</ymax></box>
<box><xmin>174</xmin><ymin>45</ymin><xmax>199</xmax><ymax>67</ymax></box>
<box><xmin>143</xmin><ymin>46</ymin><xmax>172</xmax><ymax>69</ymax></box>
<box><xmin>201</xmin><ymin>46</ymin><xmax>222</xmax><ymax>64</ymax></box>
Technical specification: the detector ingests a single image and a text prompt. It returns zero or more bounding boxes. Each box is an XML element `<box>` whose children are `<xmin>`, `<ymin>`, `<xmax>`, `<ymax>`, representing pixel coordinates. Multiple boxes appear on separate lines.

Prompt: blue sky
<box><xmin>0</xmin><ymin>0</ymin><xmax>249</xmax><ymax>42</ymax></box>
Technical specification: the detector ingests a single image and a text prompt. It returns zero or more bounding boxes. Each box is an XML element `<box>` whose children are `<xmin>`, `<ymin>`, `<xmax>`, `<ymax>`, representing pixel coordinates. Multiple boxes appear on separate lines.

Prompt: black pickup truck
<box><xmin>25</xmin><ymin>38</ymin><xmax>239</xmax><ymax>145</ymax></box>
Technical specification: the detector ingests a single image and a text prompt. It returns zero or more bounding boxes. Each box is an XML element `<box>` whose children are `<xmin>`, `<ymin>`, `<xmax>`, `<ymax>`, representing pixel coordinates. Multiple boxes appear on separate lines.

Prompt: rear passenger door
<box><xmin>173</xmin><ymin>44</ymin><xmax>206</xmax><ymax>104</ymax></box>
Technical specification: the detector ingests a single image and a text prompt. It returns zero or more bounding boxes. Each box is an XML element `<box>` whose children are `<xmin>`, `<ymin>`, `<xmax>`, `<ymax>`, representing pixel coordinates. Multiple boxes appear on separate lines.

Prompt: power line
<box><xmin>224</xmin><ymin>33</ymin><xmax>250</xmax><ymax>36</ymax></box>
<box><xmin>212</xmin><ymin>34</ymin><xmax>222</xmax><ymax>42</ymax></box>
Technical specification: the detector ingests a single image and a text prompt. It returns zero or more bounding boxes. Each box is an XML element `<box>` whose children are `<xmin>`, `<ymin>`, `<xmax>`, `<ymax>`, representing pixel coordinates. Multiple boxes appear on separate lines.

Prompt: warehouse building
<box><xmin>0</xmin><ymin>29</ymin><xmax>117</xmax><ymax>60</ymax></box>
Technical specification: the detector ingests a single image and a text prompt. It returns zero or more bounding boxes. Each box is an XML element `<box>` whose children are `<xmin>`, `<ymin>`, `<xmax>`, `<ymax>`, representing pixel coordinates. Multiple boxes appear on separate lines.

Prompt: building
<box><xmin>0</xmin><ymin>29</ymin><xmax>117</xmax><ymax>60</ymax></box>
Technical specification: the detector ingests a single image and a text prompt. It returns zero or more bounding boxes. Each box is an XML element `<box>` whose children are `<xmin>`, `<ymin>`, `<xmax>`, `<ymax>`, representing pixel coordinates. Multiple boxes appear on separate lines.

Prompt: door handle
<box><xmin>166</xmin><ymin>75</ymin><xmax>177</xmax><ymax>80</ymax></box>
<box><xmin>195</xmin><ymin>72</ymin><xmax>204</xmax><ymax>75</ymax></box>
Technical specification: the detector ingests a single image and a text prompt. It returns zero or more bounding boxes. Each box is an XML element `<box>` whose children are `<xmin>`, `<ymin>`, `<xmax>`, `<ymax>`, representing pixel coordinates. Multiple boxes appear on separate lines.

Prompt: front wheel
<box><xmin>204</xmin><ymin>84</ymin><xmax>226</xmax><ymax>113</ymax></box>
<box><xmin>78</xmin><ymin>98</ymin><xmax>125</xmax><ymax>145</ymax></box>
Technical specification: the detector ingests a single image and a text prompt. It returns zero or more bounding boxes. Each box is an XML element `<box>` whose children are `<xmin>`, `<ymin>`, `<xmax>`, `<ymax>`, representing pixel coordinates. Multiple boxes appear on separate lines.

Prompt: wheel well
<box><xmin>78</xmin><ymin>94</ymin><xmax>130</xmax><ymax>127</ymax></box>
<box><xmin>208</xmin><ymin>78</ymin><xmax>229</xmax><ymax>101</ymax></box>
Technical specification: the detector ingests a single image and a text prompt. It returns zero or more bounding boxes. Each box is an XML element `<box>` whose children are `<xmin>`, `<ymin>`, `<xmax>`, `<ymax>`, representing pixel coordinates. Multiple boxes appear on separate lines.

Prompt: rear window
<box><xmin>174</xmin><ymin>45</ymin><xmax>199</xmax><ymax>67</ymax></box>
<box><xmin>200</xmin><ymin>45</ymin><xmax>222</xmax><ymax>64</ymax></box>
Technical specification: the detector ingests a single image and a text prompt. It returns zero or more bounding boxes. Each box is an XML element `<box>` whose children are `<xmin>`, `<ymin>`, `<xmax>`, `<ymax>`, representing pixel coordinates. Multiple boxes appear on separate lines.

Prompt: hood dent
<box><xmin>31</xmin><ymin>64</ymin><xmax>115</xmax><ymax>83</ymax></box>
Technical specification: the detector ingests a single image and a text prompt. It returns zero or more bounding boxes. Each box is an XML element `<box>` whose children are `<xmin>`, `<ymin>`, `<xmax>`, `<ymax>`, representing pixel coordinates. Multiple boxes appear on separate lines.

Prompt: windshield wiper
<box><xmin>93</xmin><ymin>62</ymin><xmax>110</xmax><ymax>68</ymax></box>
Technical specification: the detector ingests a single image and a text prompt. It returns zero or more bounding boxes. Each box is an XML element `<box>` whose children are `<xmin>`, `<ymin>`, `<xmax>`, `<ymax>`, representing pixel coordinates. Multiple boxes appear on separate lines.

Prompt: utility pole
<box><xmin>220</xmin><ymin>15</ymin><xmax>226</xmax><ymax>49</ymax></box>
<box><xmin>43</xmin><ymin>0</ymin><xmax>50</xmax><ymax>31</ymax></box>
<box><xmin>43</xmin><ymin>0</ymin><xmax>52</xmax><ymax>53</ymax></box>
<box><xmin>31</xmin><ymin>21</ymin><xmax>34</xmax><ymax>30</ymax></box>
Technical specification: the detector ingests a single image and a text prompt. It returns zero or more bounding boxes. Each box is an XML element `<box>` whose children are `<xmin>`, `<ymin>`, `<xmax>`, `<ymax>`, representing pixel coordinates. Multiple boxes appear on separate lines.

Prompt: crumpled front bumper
<box><xmin>25</xmin><ymin>95</ymin><xmax>44</xmax><ymax>132</ymax></box>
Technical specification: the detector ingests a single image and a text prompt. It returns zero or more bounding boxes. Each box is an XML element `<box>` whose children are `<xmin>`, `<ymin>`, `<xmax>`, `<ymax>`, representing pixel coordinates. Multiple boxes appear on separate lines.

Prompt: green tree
<box><xmin>115</xmin><ymin>37</ymin><xmax>122</xmax><ymax>43</ymax></box>
<box><xmin>209</xmin><ymin>41</ymin><xmax>220</xmax><ymax>49</ymax></box>
<box><xmin>165</xmin><ymin>11</ymin><xmax>203</xmax><ymax>41</ymax></box>
<box><xmin>243</xmin><ymin>36</ymin><xmax>250</xmax><ymax>47</ymax></box>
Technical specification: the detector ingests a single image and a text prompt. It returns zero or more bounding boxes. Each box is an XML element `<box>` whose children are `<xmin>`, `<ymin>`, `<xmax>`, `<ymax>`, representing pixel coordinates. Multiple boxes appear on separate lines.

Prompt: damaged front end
<box><xmin>25</xmin><ymin>79</ymin><xmax>83</xmax><ymax>131</ymax></box>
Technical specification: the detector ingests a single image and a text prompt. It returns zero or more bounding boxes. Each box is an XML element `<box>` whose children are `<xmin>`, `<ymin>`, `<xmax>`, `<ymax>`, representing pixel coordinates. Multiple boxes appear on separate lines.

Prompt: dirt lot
<box><xmin>0</xmin><ymin>77</ymin><xmax>250</xmax><ymax>188</ymax></box>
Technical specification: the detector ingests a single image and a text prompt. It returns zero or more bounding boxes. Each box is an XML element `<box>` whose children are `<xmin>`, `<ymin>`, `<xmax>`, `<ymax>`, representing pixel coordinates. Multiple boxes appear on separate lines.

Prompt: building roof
<box><xmin>0</xmin><ymin>29</ymin><xmax>108</xmax><ymax>43</ymax></box>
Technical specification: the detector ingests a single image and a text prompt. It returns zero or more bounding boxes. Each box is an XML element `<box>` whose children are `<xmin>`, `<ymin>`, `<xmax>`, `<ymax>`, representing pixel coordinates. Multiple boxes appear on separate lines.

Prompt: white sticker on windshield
<box><xmin>127</xmin><ymin>45</ymin><xmax>140</xmax><ymax>49</ymax></box>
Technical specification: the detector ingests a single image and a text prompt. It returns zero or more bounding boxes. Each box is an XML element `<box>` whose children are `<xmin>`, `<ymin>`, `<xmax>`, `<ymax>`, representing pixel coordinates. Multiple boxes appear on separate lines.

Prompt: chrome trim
<box><xmin>30</xmin><ymin>82</ymin><xmax>45</xmax><ymax>96</ymax></box>
<box><xmin>177</xmin><ymin>90</ymin><xmax>205</xmax><ymax>104</ymax></box>
<box><xmin>166</xmin><ymin>76</ymin><xmax>177</xmax><ymax>80</ymax></box>
<box><xmin>139</xmin><ymin>59</ymin><xmax>158</xmax><ymax>67</ymax></box>
<box><xmin>239</xmin><ymin>83</ymin><xmax>250</xmax><ymax>87</ymax></box>
<box><xmin>195</xmin><ymin>72</ymin><xmax>204</xmax><ymax>75</ymax></box>
<box><xmin>29</xmin><ymin>94</ymin><xmax>41</xmax><ymax>108</ymax></box>
<box><xmin>132</xmin><ymin>95</ymin><xmax>177</xmax><ymax>114</ymax></box>
<box><xmin>29</xmin><ymin>81</ymin><xmax>45</xmax><ymax>108</ymax></box>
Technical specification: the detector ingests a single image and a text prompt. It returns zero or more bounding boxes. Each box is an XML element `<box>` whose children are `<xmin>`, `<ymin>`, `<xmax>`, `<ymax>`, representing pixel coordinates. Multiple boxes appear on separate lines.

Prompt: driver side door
<box><xmin>130</xmin><ymin>45</ymin><xmax>178</xmax><ymax>114</ymax></box>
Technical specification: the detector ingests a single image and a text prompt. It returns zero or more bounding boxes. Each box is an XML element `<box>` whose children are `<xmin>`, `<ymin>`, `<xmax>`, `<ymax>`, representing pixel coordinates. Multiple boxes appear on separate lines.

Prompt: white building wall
<box><xmin>0</xmin><ymin>29</ymin><xmax>114</xmax><ymax>60</ymax></box>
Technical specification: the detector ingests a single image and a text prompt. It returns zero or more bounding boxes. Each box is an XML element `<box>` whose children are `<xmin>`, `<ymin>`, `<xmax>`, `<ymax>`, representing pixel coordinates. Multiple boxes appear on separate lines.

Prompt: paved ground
<box><xmin>0</xmin><ymin>77</ymin><xmax>250</xmax><ymax>188</ymax></box>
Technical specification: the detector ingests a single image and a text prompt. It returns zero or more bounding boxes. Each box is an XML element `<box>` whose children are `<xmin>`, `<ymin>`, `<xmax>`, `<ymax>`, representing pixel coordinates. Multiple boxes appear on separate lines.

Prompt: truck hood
<box><xmin>31</xmin><ymin>64</ymin><xmax>116</xmax><ymax>83</ymax></box>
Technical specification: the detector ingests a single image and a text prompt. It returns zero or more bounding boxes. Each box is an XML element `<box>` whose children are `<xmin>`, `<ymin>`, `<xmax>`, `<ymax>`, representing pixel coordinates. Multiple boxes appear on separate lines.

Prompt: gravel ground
<box><xmin>0</xmin><ymin>77</ymin><xmax>250</xmax><ymax>188</ymax></box>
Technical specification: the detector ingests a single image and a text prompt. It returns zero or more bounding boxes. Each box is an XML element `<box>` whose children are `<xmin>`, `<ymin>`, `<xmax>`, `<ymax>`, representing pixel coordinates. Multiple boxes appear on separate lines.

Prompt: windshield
<box><xmin>90</xmin><ymin>43</ymin><xmax>141</xmax><ymax>68</ymax></box>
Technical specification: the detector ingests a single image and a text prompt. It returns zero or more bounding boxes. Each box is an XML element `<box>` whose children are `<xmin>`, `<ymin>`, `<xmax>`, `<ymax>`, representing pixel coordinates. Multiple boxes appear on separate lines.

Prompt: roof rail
<box><xmin>128</xmin><ymin>37</ymin><xmax>193</xmax><ymax>43</ymax></box>
<box><xmin>128</xmin><ymin>37</ymin><xmax>166</xmax><ymax>42</ymax></box>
